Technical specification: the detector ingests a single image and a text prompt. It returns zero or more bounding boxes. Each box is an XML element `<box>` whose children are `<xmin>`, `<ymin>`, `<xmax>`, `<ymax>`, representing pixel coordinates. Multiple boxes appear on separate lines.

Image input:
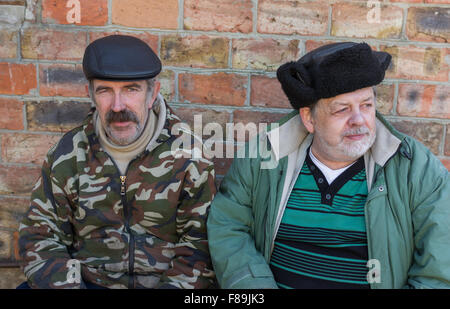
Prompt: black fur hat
<box><xmin>277</xmin><ymin>42</ymin><xmax>391</xmax><ymax>109</ymax></box>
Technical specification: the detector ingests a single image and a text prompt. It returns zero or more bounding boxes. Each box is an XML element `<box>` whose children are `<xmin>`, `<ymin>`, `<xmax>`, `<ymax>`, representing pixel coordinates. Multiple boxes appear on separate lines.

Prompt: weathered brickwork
<box><xmin>0</xmin><ymin>0</ymin><xmax>449</xmax><ymax>288</ymax></box>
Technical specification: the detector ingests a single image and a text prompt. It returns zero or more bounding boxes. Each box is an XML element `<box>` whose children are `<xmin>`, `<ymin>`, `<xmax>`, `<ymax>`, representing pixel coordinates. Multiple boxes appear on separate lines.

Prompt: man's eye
<box><xmin>335</xmin><ymin>108</ymin><xmax>347</xmax><ymax>114</ymax></box>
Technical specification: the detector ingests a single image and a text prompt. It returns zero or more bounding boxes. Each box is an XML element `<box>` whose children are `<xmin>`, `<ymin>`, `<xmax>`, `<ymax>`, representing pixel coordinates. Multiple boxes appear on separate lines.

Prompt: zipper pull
<box><xmin>120</xmin><ymin>176</ymin><xmax>127</xmax><ymax>196</ymax></box>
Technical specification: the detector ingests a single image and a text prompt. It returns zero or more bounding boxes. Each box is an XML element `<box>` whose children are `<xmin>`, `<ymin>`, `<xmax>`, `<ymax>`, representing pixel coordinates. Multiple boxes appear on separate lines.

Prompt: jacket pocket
<box><xmin>249</xmin><ymin>263</ymin><xmax>273</xmax><ymax>278</ymax></box>
<box><xmin>225</xmin><ymin>263</ymin><xmax>275</xmax><ymax>288</ymax></box>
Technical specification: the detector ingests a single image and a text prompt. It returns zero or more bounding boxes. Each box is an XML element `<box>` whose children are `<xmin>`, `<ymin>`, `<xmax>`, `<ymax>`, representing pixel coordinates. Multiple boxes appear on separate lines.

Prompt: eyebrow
<box><xmin>331</xmin><ymin>96</ymin><xmax>374</xmax><ymax>106</ymax></box>
<box><xmin>95</xmin><ymin>83</ymin><xmax>143</xmax><ymax>92</ymax></box>
<box><xmin>123</xmin><ymin>83</ymin><xmax>143</xmax><ymax>89</ymax></box>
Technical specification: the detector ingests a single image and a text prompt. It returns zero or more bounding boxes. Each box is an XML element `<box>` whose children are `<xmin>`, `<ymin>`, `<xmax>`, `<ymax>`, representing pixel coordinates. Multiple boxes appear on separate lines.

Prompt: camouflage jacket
<box><xmin>18</xmin><ymin>102</ymin><xmax>217</xmax><ymax>289</ymax></box>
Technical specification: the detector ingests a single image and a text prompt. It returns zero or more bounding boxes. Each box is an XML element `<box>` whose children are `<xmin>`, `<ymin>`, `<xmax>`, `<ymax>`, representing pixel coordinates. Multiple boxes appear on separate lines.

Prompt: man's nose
<box><xmin>111</xmin><ymin>93</ymin><xmax>126</xmax><ymax>112</ymax></box>
<box><xmin>348</xmin><ymin>109</ymin><xmax>365</xmax><ymax>126</ymax></box>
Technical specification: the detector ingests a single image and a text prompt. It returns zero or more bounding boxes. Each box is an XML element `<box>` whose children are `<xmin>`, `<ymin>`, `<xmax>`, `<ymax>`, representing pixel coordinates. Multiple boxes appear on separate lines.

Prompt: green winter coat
<box><xmin>207</xmin><ymin>110</ymin><xmax>450</xmax><ymax>289</ymax></box>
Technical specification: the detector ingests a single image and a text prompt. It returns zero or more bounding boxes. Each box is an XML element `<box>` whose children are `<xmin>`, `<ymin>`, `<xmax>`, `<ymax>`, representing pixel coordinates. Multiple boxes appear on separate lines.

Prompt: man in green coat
<box><xmin>207</xmin><ymin>42</ymin><xmax>450</xmax><ymax>289</ymax></box>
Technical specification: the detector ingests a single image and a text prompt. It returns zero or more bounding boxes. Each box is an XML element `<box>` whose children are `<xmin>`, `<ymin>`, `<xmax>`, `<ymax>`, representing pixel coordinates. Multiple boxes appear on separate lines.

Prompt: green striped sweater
<box><xmin>269</xmin><ymin>153</ymin><xmax>370</xmax><ymax>289</ymax></box>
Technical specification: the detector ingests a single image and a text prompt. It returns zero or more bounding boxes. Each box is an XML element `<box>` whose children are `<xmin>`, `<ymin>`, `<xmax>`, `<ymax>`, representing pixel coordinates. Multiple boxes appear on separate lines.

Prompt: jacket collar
<box><xmin>266</xmin><ymin>110</ymin><xmax>402</xmax><ymax>167</ymax></box>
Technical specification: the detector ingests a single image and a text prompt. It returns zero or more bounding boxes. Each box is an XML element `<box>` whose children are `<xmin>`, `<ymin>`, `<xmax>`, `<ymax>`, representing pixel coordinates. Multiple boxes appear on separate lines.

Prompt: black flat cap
<box><xmin>277</xmin><ymin>42</ymin><xmax>391</xmax><ymax>109</ymax></box>
<box><xmin>83</xmin><ymin>35</ymin><xmax>162</xmax><ymax>81</ymax></box>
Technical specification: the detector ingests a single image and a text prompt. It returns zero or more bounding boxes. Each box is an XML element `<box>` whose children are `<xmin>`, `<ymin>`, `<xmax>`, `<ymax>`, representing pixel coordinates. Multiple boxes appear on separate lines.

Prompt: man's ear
<box><xmin>148</xmin><ymin>81</ymin><xmax>161</xmax><ymax>109</ymax></box>
<box><xmin>299</xmin><ymin>106</ymin><xmax>315</xmax><ymax>134</ymax></box>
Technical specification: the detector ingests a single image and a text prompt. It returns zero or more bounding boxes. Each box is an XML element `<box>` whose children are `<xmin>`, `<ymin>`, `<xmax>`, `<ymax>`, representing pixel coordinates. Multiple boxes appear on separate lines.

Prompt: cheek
<box><xmin>316</xmin><ymin>121</ymin><xmax>347</xmax><ymax>144</ymax></box>
<box><xmin>95</xmin><ymin>103</ymin><xmax>109</xmax><ymax>121</ymax></box>
<box><xmin>129</xmin><ymin>101</ymin><xmax>148</xmax><ymax>122</ymax></box>
<box><xmin>362</xmin><ymin>112</ymin><xmax>376</xmax><ymax>132</ymax></box>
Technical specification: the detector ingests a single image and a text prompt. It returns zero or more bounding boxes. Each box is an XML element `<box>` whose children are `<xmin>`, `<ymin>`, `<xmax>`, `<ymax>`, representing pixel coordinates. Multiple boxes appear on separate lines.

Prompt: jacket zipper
<box><xmin>101</xmin><ymin>149</ymin><xmax>140</xmax><ymax>289</ymax></box>
<box><xmin>97</xmin><ymin>145</ymin><xmax>151</xmax><ymax>288</ymax></box>
<box><xmin>120</xmin><ymin>174</ymin><xmax>135</xmax><ymax>289</ymax></box>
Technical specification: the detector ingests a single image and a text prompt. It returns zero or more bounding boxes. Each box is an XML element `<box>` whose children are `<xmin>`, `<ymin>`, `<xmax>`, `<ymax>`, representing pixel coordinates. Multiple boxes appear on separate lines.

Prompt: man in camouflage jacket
<box><xmin>18</xmin><ymin>35</ymin><xmax>216</xmax><ymax>289</ymax></box>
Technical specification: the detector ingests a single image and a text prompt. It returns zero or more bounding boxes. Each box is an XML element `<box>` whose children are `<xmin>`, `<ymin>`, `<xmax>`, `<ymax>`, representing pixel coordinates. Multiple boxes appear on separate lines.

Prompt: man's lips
<box><xmin>344</xmin><ymin>134</ymin><xmax>366</xmax><ymax>141</ymax></box>
<box><xmin>110</xmin><ymin>121</ymin><xmax>134</xmax><ymax>129</ymax></box>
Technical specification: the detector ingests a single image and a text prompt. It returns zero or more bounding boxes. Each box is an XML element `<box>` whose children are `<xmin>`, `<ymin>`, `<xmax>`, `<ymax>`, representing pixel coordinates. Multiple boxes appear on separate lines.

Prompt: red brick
<box><xmin>39</xmin><ymin>63</ymin><xmax>88</xmax><ymax>97</ymax></box>
<box><xmin>26</xmin><ymin>100</ymin><xmax>92</xmax><ymax>132</ymax></box>
<box><xmin>232</xmin><ymin>110</ymin><xmax>290</xmax><ymax>141</ymax></box>
<box><xmin>173</xmin><ymin>107</ymin><xmax>230</xmax><ymax>133</ymax></box>
<box><xmin>13</xmin><ymin>231</ymin><xmax>20</xmax><ymax>260</ymax></box>
<box><xmin>0</xmin><ymin>63</ymin><xmax>36</xmax><ymax>95</ymax></box>
<box><xmin>0</xmin><ymin>164</ymin><xmax>41</xmax><ymax>195</ymax></box>
<box><xmin>0</xmin><ymin>29</ymin><xmax>17</xmax><ymax>58</ymax></box>
<box><xmin>233</xmin><ymin>110</ymin><xmax>289</xmax><ymax>126</ymax></box>
<box><xmin>397</xmin><ymin>84</ymin><xmax>449</xmax><ymax>119</ymax></box>
<box><xmin>389</xmin><ymin>0</ymin><xmax>423</xmax><ymax>3</ymax></box>
<box><xmin>0</xmin><ymin>98</ymin><xmax>23</xmax><ymax>130</ymax></box>
<box><xmin>391</xmin><ymin>120</ymin><xmax>444</xmax><ymax>155</ymax></box>
<box><xmin>440</xmin><ymin>158</ymin><xmax>450</xmax><ymax>171</ymax></box>
<box><xmin>407</xmin><ymin>7</ymin><xmax>449</xmax><ymax>43</ymax></box>
<box><xmin>184</xmin><ymin>0</ymin><xmax>253</xmax><ymax>33</ymax></box>
<box><xmin>112</xmin><ymin>0</ymin><xmax>178</xmax><ymax>29</ymax></box>
<box><xmin>0</xmin><ymin>196</ymin><xmax>29</xmax><ymax>230</ymax></box>
<box><xmin>179</xmin><ymin>73</ymin><xmax>247</xmax><ymax>106</ymax></box>
<box><xmin>1</xmin><ymin>133</ymin><xmax>60</xmax><ymax>164</ymax></box>
<box><xmin>306</xmin><ymin>40</ymin><xmax>340</xmax><ymax>53</ymax></box>
<box><xmin>42</xmin><ymin>0</ymin><xmax>108</xmax><ymax>26</ymax></box>
<box><xmin>257</xmin><ymin>0</ymin><xmax>328</xmax><ymax>35</ymax></box>
<box><xmin>381</xmin><ymin>45</ymin><xmax>448</xmax><ymax>82</ymax></box>
<box><xmin>445</xmin><ymin>126</ymin><xmax>450</xmax><ymax>156</ymax></box>
<box><xmin>161</xmin><ymin>35</ymin><xmax>229</xmax><ymax>69</ymax></box>
<box><xmin>250</xmin><ymin>75</ymin><xmax>290</xmax><ymax>109</ymax></box>
<box><xmin>306</xmin><ymin>40</ymin><xmax>379</xmax><ymax>53</ymax></box>
<box><xmin>0</xmin><ymin>1</ymin><xmax>26</xmax><ymax>5</ymax></box>
<box><xmin>21</xmin><ymin>27</ymin><xmax>87</xmax><ymax>61</ymax></box>
<box><xmin>232</xmin><ymin>38</ymin><xmax>299</xmax><ymax>71</ymax></box>
<box><xmin>331</xmin><ymin>3</ymin><xmax>403</xmax><ymax>39</ymax></box>
<box><xmin>89</xmin><ymin>31</ymin><xmax>159</xmax><ymax>56</ymax></box>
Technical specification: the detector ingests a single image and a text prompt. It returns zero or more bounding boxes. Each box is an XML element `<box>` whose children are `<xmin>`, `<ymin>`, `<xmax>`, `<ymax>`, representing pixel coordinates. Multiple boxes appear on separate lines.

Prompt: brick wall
<box><xmin>0</xmin><ymin>0</ymin><xmax>448</xmax><ymax>288</ymax></box>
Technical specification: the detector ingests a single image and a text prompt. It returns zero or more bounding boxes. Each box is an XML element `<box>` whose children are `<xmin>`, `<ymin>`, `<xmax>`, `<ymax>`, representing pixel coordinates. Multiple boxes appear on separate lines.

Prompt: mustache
<box><xmin>343</xmin><ymin>126</ymin><xmax>370</xmax><ymax>136</ymax></box>
<box><xmin>105</xmin><ymin>109</ymin><xmax>139</xmax><ymax>124</ymax></box>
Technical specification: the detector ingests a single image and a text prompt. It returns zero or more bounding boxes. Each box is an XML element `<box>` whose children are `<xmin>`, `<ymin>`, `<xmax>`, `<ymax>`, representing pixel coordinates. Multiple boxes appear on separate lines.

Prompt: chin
<box><xmin>340</xmin><ymin>135</ymin><xmax>376</xmax><ymax>159</ymax></box>
<box><xmin>110</xmin><ymin>131</ymin><xmax>138</xmax><ymax>146</ymax></box>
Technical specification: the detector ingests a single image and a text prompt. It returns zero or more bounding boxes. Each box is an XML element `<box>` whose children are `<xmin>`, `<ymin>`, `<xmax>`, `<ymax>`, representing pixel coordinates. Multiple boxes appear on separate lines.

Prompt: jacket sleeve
<box><xmin>18</xmin><ymin>153</ymin><xmax>85</xmax><ymax>289</ymax></box>
<box><xmin>406</xmin><ymin>140</ymin><xmax>450</xmax><ymax>289</ymax></box>
<box><xmin>157</xmin><ymin>159</ymin><xmax>217</xmax><ymax>289</ymax></box>
<box><xmin>207</xmin><ymin>155</ymin><xmax>278</xmax><ymax>289</ymax></box>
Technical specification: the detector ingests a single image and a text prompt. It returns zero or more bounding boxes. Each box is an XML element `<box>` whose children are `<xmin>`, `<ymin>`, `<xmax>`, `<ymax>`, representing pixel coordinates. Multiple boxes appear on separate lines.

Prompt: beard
<box><xmin>314</xmin><ymin>126</ymin><xmax>376</xmax><ymax>162</ymax></box>
<box><xmin>339</xmin><ymin>126</ymin><xmax>376</xmax><ymax>159</ymax></box>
